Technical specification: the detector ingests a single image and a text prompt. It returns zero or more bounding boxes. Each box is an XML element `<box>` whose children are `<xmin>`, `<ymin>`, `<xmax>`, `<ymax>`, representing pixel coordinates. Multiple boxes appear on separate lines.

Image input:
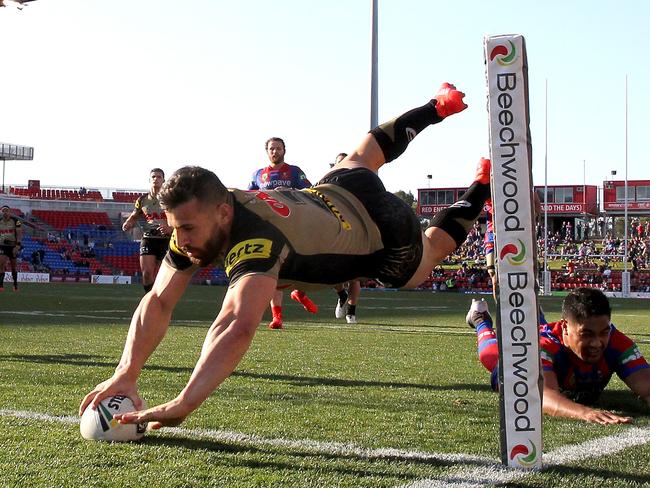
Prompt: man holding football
<box><xmin>81</xmin><ymin>83</ymin><xmax>486</xmax><ymax>429</ymax></box>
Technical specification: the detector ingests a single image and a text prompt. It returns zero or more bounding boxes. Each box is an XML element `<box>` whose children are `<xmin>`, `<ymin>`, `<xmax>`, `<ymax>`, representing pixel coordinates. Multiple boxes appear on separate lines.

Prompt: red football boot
<box><xmin>474</xmin><ymin>157</ymin><xmax>491</xmax><ymax>185</ymax></box>
<box><xmin>290</xmin><ymin>290</ymin><xmax>318</xmax><ymax>314</ymax></box>
<box><xmin>434</xmin><ymin>82</ymin><xmax>468</xmax><ymax>118</ymax></box>
<box><xmin>268</xmin><ymin>317</ymin><xmax>283</xmax><ymax>329</ymax></box>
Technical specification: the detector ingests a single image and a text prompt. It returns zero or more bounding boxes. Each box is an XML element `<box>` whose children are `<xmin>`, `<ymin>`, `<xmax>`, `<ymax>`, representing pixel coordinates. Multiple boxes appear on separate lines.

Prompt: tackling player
<box><xmin>0</xmin><ymin>205</ymin><xmax>23</xmax><ymax>291</ymax></box>
<box><xmin>122</xmin><ymin>168</ymin><xmax>171</xmax><ymax>294</ymax></box>
<box><xmin>467</xmin><ymin>288</ymin><xmax>650</xmax><ymax>424</ymax></box>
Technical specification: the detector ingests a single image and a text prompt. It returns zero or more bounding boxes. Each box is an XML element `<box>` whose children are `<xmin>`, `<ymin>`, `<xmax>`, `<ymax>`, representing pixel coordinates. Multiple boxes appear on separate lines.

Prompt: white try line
<box><xmin>3</xmin><ymin>408</ymin><xmax>649</xmax><ymax>487</ymax></box>
<box><xmin>400</xmin><ymin>426</ymin><xmax>650</xmax><ymax>488</ymax></box>
<box><xmin>0</xmin><ymin>408</ymin><xmax>494</xmax><ymax>465</ymax></box>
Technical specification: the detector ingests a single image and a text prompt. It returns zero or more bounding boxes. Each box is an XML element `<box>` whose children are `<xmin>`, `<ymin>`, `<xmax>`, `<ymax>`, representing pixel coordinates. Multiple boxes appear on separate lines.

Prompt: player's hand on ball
<box><xmin>79</xmin><ymin>375</ymin><xmax>143</xmax><ymax>416</ymax></box>
<box><xmin>114</xmin><ymin>398</ymin><xmax>189</xmax><ymax>429</ymax></box>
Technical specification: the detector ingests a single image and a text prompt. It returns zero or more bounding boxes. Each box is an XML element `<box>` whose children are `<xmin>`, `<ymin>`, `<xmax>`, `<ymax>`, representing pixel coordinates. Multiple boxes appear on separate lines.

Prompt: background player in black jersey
<box><xmin>0</xmin><ymin>205</ymin><xmax>23</xmax><ymax>291</ymax></box>
<box><xmin>122</xmin><ymin>168</ymin><xmax>172</xmax><ymax>293</ymax></box>
<box><xmin>81</xmin><ymin>83</ymin><xmax>490</xmax><ymax>429</ymax></box>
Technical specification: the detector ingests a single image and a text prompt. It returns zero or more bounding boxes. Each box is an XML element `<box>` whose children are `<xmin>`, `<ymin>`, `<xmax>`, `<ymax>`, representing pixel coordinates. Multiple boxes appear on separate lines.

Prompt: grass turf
<box><xmin>1</xmin><ymin>283</ymin><xmax>649</xmax><ymax>487</ymax></box>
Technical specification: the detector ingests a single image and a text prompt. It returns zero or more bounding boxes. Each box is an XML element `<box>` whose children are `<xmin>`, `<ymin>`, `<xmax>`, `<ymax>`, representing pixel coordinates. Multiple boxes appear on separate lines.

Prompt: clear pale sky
<box><xmin>1</xmin><ymin>0</ymin><xmax>648</xmax><ymax>194</ymax></box>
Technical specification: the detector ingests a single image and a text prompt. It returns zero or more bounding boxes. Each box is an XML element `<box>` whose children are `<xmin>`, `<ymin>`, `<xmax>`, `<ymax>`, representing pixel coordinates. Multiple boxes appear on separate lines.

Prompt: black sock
<box><xmin>337</xmin><ymin>289</ymin><xmax>348</xmax><ymax>303</ymax></box>
<box><xmin>369</xmin><ymin>100</ymin><xmax>443</xmax><ymax>163</ymax></box>
<box><xmin>143</xmin><ymin>283</ymin><xmax>153</xmax><ymax>293</ymax></box>
<box><xmin>12</xmin><ymin>271</ymin><xmax>18</xmax><ymax>289</ymax></box>
<box><xmin>347</xmin><ymin>304</ymin><xmax>356</xmax><ymax>316</ymax></box>
<box><xmin>428</xmin><ymin>181</ymin><xmax>491</xmax><ymax>248</ymax></box>
<box><xmin>0</xmin><ymin>272</ymin><xmax>4</xmax><ymax>287</ymax></box>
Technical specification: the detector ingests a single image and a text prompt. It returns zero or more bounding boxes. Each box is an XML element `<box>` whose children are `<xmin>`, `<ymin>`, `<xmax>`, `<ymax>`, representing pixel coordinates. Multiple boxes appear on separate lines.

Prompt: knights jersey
<box><xmin>539</xmin><ymin>320</ymin><xmax>649</xmax><ymax>404</ymax></box>
<box><xmin>133</xmin><ymin>193</ymin><xmax>167</xmax><ymax>238</ymax></box>
<box><xmin>166</xmin><ymin>185</ymin><xmax>384</xmax><ymax>290</ymax></box>
<box><xmin>248</xmin><ymin>163</ymin><xmax>311</xmax><ymax>191</ymax></box>
<box><xmin>484</xmin><ymin>199</ymin><xmax>494</xmax><ymax>243</ymax></box>
<box><xmin>0</xmin><ymin>216</ymin><xmax>21</xmax><ymax>246</ymax></box>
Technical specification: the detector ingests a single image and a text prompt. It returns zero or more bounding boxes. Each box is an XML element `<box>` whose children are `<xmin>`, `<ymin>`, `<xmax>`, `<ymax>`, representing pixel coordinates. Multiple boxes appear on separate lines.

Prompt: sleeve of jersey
<box><xmin>294</xmin><ymin>167</ymin><xmax>311</xmax><ymax>189</ymax></box>
<box><xmin>224</xmin><ymin>236</ymin><xmax>284</xmax><ymax>286</ymax></box>
<box><xmin>610</xmin><ymin>326</ymin><xmax>650</xmax><ymax>379</ymax></box>
<box><xmin>163</xmin><ymin>229</ymin><xmax>193</xmax><ymax>271</ymax></box>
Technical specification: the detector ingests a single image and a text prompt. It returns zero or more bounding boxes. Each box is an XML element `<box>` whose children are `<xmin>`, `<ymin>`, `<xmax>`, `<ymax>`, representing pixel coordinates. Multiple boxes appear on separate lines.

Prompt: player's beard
<box><xmin>187</xmin><ymin>229</ymin><xmax>228</xmax><ymax>267</ymax></box>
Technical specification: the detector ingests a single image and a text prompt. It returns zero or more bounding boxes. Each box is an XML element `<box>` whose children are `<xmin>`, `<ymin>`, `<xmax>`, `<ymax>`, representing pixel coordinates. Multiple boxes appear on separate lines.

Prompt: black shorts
<box><xmin>317</xmin><ymin>168</ymin><xmax>422</xmax><ymax>288</ymax></box>
<box><xmin>0</xmin><ymin>244</ymin><xmax>16</xmax><ymax>259</ymax></box>
<box><xmin>139</xmin><ymin>237</ymin><xmax>170</xmax><ymax>261</ymax></box>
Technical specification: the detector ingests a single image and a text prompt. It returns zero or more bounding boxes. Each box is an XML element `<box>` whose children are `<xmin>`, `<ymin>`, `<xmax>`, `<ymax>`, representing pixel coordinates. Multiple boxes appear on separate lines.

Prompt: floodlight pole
<box><xmin>370</xmin><ymin>0</ymin><xmax>378</xmax><ymax>129</ymax></box>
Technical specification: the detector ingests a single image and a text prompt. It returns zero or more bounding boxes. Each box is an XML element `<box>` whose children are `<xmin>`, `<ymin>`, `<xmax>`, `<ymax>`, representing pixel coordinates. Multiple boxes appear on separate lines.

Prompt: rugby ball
<box><xmin>80</xmin><ymin>395</ymin><xmax>147</xmax><ymax>442</ymax></box>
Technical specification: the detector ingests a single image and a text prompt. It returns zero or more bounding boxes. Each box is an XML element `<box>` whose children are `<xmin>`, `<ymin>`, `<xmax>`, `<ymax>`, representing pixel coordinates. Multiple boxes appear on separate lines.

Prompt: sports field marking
<box><xmin>400</xmin><ymin>426</ymin><xmax>650</xmax><ymax>487</ymax></box>
<box><xmin>0</xmin><ymin>310</ymin><xmax>132</xmax><ymax>320</ymax></box>
<box><xmin>0</xmin><ymin>408</ymin><xmax>494</xmax><ymax>466</ymax></box>
<box><xmin>2</xmin><ymin>408</ymin><xmax>649</xmax><ymax>487</ymax></box>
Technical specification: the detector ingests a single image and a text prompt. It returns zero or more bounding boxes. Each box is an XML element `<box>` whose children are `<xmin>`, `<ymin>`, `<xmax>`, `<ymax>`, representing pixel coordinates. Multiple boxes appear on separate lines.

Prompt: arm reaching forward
<box><xmin>114</xmin><ymin>273</ymin><xmax>277</xmax><ymax>429</ymax></box>
<box><xmin>79</xmin><ymin>260</ymin><xmax>193</xmax><ymax>415</ymax></box>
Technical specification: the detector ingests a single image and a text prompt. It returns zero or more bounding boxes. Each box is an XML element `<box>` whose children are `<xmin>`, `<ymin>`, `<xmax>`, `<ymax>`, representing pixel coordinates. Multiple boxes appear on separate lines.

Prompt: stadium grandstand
<box><xmin>1</xmin><ymin>182</ymin><xmax>227</xmax><ymax>285</ymax></box>
<box><xmin>2</xmin><ymin>178</ymin><xmax>650</xmax><ymax>293</ymax></box>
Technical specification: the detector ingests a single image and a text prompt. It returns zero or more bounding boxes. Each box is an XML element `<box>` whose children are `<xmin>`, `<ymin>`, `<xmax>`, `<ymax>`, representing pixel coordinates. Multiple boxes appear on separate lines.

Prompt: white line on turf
<box><xmin>0</xmin><ymin>409</ymin><xmax>494</xmax><ymax>465</ymax></box>
<box><xmin>3</xmin><ymin>408</ymin><xmax>648</xmax><ymax>488</ymax></box>
<box><xmin>399</xmin><ymin>426</ymin><xmax>650</xmax><ymax>488</ymax></box>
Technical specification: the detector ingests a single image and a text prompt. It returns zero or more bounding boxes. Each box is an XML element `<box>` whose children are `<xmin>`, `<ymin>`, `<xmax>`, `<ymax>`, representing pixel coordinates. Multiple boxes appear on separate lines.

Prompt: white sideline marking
<box><xmin>399</xmin><ymin>426</ymin><xmax>650</xmax><ymax>488</ymax></box>
<box><xmin>0</xmin><ymin>409</ymin><xmax>493</xmax><ymax>465</ymax></box>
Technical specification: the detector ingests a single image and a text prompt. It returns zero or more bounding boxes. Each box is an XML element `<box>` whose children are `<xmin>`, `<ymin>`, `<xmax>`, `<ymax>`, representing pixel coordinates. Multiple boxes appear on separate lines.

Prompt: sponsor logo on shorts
<box><xmin>225</xmin><ymin>238</ymin><xmax>272</xmax><ymax>276</ymax></box>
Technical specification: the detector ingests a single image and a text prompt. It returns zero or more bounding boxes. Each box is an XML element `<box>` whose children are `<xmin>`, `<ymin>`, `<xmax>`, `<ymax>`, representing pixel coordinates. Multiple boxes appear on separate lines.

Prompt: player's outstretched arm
<box><xmin>543</xmin><ymin>370</ymin><xmax>632</xmax><ymax>424</ymax></box>
<box><xmin>79</xmin><ymin>260</ymin><xmax>193</xmax><ymax>415</ymax></box>
<box><xmin>623</xmin><ymin>368</ymin><xmax>650</xmax><ymax>408</ymax></box>
<box><xmin>114</xmin><ymin>273</ymin><xmax>277</xmax><ymax>429</ymax></box>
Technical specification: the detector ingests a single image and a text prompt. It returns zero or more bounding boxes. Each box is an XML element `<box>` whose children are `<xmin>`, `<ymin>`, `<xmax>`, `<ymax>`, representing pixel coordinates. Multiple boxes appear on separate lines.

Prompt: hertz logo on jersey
<box><xmin>224</xmin><ymin>238</ymin><xmax>272</xmax><ymax>276</ymax></box>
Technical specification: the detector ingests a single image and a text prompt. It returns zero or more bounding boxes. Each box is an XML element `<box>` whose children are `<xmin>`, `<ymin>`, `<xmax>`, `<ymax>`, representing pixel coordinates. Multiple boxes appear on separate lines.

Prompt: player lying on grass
<box><xmin>80</xmin><ymin>83</ymin><xmax>489</xmax><ymax>429</ymax></box>
<box><xmin>467</xmin><ymin>287</ymin><xmax>650</xmax><ymax>424</ymax></box>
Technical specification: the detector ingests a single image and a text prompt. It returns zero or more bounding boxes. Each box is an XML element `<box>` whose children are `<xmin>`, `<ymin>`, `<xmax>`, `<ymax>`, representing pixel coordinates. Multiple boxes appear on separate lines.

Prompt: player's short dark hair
<box><xmin>159</xmin><ymin>166</ymin><xmax>229</xmax><ymax>210</ymax></box>
<box><xmin>150</xmin><ymin>168</ymin><xmax>165</xmax><ymax>179</ymax></box>
<box><xmin>562</xmin><ymin>287</ymin><xmax>612</xmax><ymax>322</ymax></box>
<box><xmin>265</xmin><ymin>137</ymin><xmax>285</xmax><ymax>151</ymax></box>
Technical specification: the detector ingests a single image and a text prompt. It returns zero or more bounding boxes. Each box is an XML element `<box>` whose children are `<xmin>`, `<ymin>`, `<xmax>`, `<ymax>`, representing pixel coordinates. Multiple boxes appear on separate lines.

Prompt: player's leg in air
<box><xmin>467</xmin><ymin>298</ymin><xmax>548</xmax><ymax>391</ymax></box>
<box><xmin>466</xmin><ymin>298</ymin><xmax>500</xmax><ymax>390</ymax></box>
<box><xmin>335</xmin><ymin>83</ymin><xmax>490</xmax><ymax>289</ymax></box>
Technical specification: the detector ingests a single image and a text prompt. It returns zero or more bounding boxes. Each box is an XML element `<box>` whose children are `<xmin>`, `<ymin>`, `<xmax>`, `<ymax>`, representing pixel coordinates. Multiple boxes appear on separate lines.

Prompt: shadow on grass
<box><xmin>540</xmin><ymin>464</ymin><xmax>650</xmax><ymax>486</ymax></box>
<box><xmin>0</xmin><ymin>353</ymin><xmax>492</xmax><ymax>392</ymax></box>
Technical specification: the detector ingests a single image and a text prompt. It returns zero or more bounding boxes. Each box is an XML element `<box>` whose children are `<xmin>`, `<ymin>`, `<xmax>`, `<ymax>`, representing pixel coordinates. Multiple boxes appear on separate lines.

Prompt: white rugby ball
<box><xmin>80</xmin><ymin>395</ymin><xmax>147</xmax><ymax>442</ymax></box>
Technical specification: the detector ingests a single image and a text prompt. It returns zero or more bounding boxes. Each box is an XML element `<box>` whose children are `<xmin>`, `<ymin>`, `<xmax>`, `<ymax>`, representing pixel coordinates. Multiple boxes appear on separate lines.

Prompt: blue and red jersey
<box><xmin>539</xmin><ymin>320</ymin><xmax>649</xmax><ymax>403</ymax></box>
<box><xmin>248</xmin><ymin>163</ymin><xmax>311</xmax><ymax>191</ymax></box>
<box><xmin>483</xmin><ymin>199</ymin><xmax>494</xmax><ymax>250</ymax></box>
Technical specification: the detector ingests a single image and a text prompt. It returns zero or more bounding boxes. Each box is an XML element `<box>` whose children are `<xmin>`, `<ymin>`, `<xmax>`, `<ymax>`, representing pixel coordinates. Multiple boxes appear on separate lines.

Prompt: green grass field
<box><xmin>1</xmin><ymin>284</ymin><xmax>649</xmax><ymax>487</ymax></box>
